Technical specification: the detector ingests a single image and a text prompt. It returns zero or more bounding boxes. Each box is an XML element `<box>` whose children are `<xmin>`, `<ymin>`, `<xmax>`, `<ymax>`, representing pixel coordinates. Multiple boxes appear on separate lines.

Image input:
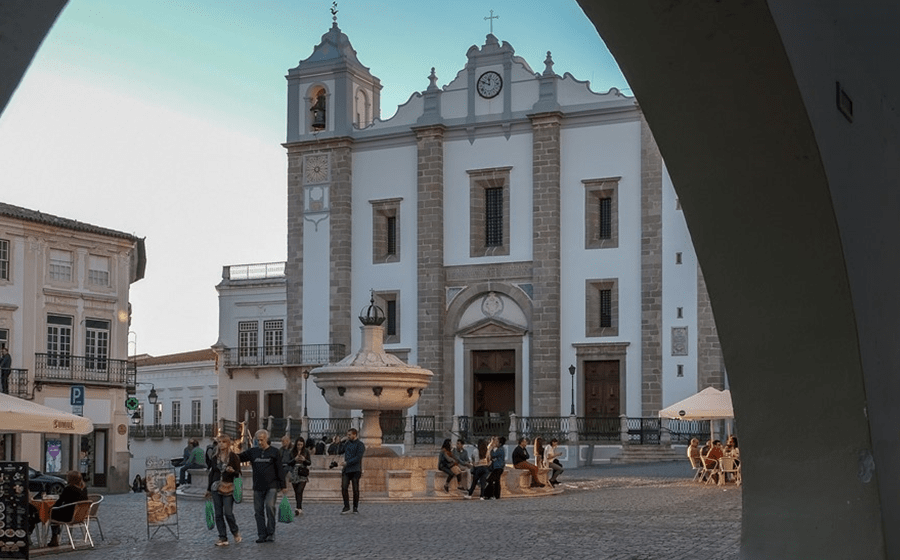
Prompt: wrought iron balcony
<box><xmin>34</xmin><ymin>353</ymin><xmax>136</xmax><ymax>392</ymax></box>
<box><xmin>221</xmin><ymin>344</ymin><xmax>346</xmax><ymax>368</ymax></box>
<box><xmin>5</xmin><ymin>369</ymin><xmax>29</xmax><ymax>399</ymax></box>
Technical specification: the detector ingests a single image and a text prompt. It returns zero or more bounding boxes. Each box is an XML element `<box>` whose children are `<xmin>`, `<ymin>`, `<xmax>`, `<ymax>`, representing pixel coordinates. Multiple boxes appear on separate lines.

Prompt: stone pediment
<box><xmin>457</xmin><ymin>318</ymin><xmax>527</xmax><ymax>338</ymax></box>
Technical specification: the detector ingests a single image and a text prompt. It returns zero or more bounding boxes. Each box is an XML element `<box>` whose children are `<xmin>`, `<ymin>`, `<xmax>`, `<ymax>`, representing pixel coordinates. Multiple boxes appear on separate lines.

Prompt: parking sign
<box><xmin>70</xmin><ymin>385</ymin><xmax>85</xmax><ymax>406</ymax></box>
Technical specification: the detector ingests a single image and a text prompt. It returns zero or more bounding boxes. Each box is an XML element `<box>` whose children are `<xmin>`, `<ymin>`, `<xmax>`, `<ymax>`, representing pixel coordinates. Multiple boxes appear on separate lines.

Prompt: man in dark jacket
<box><xmin>238</xmin><ymin>429</ymin><xmax>284</xmax><ymax>543</ymax></box>
<box><xmin>339</xmin><ymin>428</ymin><xmax>365</xmax><ymax>514</ymax></box>
<box><xmin>0</xmin><ymin>346</ymin><xmax>12</xmax><ymax>394</ymax></box>
<box><xmin>512</xmin><ymin>437</ymin><xmax>545</xmax><ymax>488</ymax></box>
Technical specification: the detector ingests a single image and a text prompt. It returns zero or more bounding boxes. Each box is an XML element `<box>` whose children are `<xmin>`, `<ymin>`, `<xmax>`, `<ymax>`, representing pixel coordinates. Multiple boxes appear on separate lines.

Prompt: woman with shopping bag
<box><xmin>206</xmin><ymin>434</ymin><xmax>242</xmax><ymax>546</ymax></box>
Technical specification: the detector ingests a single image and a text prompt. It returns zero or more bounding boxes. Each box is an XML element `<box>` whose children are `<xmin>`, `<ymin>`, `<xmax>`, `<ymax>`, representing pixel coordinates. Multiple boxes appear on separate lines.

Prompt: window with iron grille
<box><xmin>386</xmin><ymin>216</ymin><xmax>397</xmax><ymax>255</ymax></box>
<box><xmin>88</xmin><ymin>255</ymin><xmax>110</xmax><ymax>286</ymax></box>
<box><xmin>485</xmin><ymin>187</ymin><xmax>503</xmax><ymax>247</ymax></box>
<box><xmin>238</xmin><ymin>321</ymin><xmax>258</xmax><ymax>357</ymax></box>
<box><xmin>212</xmin><ymin>399</ymin><xmax>218</xmax><ymax>425</ymax></box>
<box><xmin>374</xmin><ymin>291</ymin><xmax>400</xmax><ymax>344</ymax></box>
<box><xmin>84</xmin><ymin>319</ymin><xmax>109</xmax><ymax>371</ymax></box>
<box><xmin>192</xmin><ymin>400</ymin><xmax>201</xmax><ymax>425</ymax></box>
<box><xmin>599</xmin><ymin>197</ymin><xmax>612</xmax><ymax>239</ymax></box>
<box><xmin>600</xmin><ymin>289</ymin><xmax>612</xmax><ymax>328</ymax></box>
<box><xmin>49</xmin><ymin>249</ymin><xmax>73</xmax><ymax>282</ymax></box>
<box><xmin>263</xmin><ymin>320</ymin><xmax>283</xmax><ymax>356</ymax></box>
<box><xmin>46</xmin><ymin>314</ymin><xmax>73</xmax><ymax>367</ymax></box>
<box><xmin>371</xmin><ymin>198</ymin><xmax>402</xmax><ymax>264</ymax></box>
<box><xmin>586</xmin><ymin>279</ymin><xmax>618</xmax><ymax>337</ymax></box>
<box><xmin>0</xmin><ymin>239</ymin><xmax>9</xmax><ymax>281</ymax></box>
<box><xmin>171</xmin><ymin>401</ymin><xmax>181</xmax><ymax>425</ymax></box>
<box><xmin>584</xmin><ymin>177</ymin><xmax>620</xmax><ymax>250</ymax></box>
<box><xmin>468</xmin><ymin>167</ymin><xmax>510</xmax><ymax>257</ymax></box>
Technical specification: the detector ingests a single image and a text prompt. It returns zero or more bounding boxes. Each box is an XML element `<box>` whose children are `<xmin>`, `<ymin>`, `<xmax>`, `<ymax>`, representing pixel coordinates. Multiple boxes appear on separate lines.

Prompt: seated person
<box><xmin>703</xmin><ymin>440</ymin><xmax>725</xmax><ymax>483</ymax></box>
<box><xmin>687</xmin><ymin>438</ymin><xmax>702</xmax><ymax>464</ymax></box>
<box><xmin>179</xmin><ymin>438</ymin><xmax>205</xmax><ymax>486</ymax></box>
<box><xmin>48</xmin><ymin>470</ymin><xmax>88</xmax><ymax>547</ymax></box>
<box><xmin>512</xmin><ymin>437</ymin><xmax>545</xmax><ymax>488</ymax></box>
<box><xmin>544</xmin><ymin>438</ymin><xmax>565</xmax><ymax>485</ymax></box>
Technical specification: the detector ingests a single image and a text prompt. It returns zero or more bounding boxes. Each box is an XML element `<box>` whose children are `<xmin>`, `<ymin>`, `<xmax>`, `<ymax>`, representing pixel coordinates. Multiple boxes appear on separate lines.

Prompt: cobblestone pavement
<box><xmin>36</xmin><ymin>462</ymin><xmax>741</xmax><ymax>560</ymax></box>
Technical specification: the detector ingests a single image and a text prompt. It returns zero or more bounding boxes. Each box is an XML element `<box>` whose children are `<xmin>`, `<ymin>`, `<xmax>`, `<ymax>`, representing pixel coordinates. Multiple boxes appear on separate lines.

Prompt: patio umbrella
<box><xmin>0</xmin><ymin>392</ymin><xmax>94</xmax><ymax>434</ymax></box>
<box><xmin>658</xmin><ymin>386</ymin><xmax>734</xmax><ymax>421</ymax></box>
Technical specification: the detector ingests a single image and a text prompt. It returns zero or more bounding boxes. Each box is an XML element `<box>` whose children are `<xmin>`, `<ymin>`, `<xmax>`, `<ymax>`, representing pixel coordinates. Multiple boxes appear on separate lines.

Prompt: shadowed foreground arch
<box><xmin>577</xmin><ymin>1</ymin><xmax>900</xmax><ymax>558</ymax></box>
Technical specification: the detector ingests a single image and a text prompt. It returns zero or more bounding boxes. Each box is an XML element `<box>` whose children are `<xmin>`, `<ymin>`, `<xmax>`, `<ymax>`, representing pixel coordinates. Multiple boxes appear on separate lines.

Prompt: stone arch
<box><xmin>305</xmin><ymin>83</ymin><xmax>329</xmax><ymax>132</ymax></box>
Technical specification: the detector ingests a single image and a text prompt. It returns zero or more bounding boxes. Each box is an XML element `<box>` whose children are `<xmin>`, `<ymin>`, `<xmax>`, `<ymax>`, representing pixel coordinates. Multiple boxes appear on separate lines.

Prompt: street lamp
<box><xmin>302</xmin><ymin>369</ymin><xmax>310</xmax><ymax>417</ymax></box>
<box><xmin>568</xmin><ymin>364</ymin><xmax>576</xmax><ymax>415</ymax></box>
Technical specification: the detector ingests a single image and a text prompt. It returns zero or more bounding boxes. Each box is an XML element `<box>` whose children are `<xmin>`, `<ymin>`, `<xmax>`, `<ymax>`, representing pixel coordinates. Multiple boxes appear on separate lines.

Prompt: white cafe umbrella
<box><xmin>0</xmin><ymin>392</ymin><xmax>94</xmax><ymax>434</ymax></box>
<box><xmin>658</xmin><ymin>386</ymin><xmax>734</xmax><ymax>421</ymax></box>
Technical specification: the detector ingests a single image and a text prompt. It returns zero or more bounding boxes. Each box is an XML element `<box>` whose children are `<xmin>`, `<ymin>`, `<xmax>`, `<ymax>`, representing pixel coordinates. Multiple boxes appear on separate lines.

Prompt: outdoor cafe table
<box><xmin>29</xmin><ymin>496</ymin><xmax>56</xmax><ymax>547</ymax></box>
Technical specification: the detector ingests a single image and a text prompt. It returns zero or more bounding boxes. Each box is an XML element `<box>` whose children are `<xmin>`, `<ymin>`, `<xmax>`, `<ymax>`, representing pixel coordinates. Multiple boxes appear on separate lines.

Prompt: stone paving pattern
<box><xmin>37</xmin><ymin>462</ymin><xmax>741</xmax><ymax>560</ymax></box>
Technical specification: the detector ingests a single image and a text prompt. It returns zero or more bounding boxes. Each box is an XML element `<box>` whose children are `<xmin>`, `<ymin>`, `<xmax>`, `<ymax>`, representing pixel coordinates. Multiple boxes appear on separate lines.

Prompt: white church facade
<box><xmin>260</xmin><ymin>21</ymin><xmax>727</xmax><ymax>438</ymax></box>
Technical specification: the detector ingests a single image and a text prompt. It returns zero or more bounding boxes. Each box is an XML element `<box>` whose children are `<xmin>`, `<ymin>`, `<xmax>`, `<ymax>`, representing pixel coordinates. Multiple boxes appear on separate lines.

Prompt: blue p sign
<box><xmin>70</xmin><ymin>385</ymin><xmax>85</xmax><ymax>406</ymax></box>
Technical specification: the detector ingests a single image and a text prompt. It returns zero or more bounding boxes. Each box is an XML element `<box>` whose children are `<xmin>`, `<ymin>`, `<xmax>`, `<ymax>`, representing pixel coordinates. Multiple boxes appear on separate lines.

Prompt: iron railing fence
<box><xmin>380</xmin><ymin>415</ymin><xmax>406</xmax><ymax>444</ymax></box>
<box><xmin>457</xmin><ymin>414</ymin><xmax>511</xmax><ymax>441</ymax></box>
<box><xmin>577</xmin><ymin>416</ymin><xmax>622</xmax><ymax>443</ymax></box>
<box><xmin>307</xmin><ymin>417</ymin><xmax>352</xmax><ymax>443</ymax></box>
<box><xmin>34</xmin><ymin>353</ymin><xmax>136</xmax><ymax>391</ymax></box>
<box><xmin>515</xmin><ymin>416</ymin><xmax>570</xmax><ymax>443</ymax></box>
<box><xmin>221</xmin><ymin>420</ymin><xmax>242</xmax><ymax>439</ymax></box>
<box><xmin>221</xmin><ymin>344</ymin><xmax>346</xmax><ymax>367</ymax></box>
<box><xmin>625</xmin><ymin>417</ymin><xmax>661</xmax><ymax>444</ymax></box>
<box><xmin>413</xmin><ymin>415</ymin><xmax>435</xmax><ymax>445</ymax></box>
<box><xmin>665</xmin><ymin>418</ymin><xmax>712</xmax><ymax>444</ymax></box>
<box><xmin>6</xmin><ymin>368</ymin><xmax>29</xmax><ymax>399</ymax></box>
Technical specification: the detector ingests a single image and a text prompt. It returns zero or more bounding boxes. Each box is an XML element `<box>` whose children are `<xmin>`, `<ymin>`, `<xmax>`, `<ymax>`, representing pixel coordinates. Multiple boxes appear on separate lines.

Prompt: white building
<box><xmin>206</xmin><ymin>23</ymin><xmax>726</xmax><ymax>445</ymax></box>
<box><xmin>0</xmin><ymin>202</ymin><xmax>145</xmax><ymax>492</ymax></box>
<box><xmin>129</xmin><ymin>349</ymin><xmax>218</xmax><ymax>476</ymax></box>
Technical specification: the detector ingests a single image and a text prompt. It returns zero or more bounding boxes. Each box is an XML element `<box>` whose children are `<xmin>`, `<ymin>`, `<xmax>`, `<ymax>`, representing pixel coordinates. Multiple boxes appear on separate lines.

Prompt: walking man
<box><xmin>340</xmin><ymin>428</ymin><xmax>365</xmax><ymax>514</ymax></box>
<box><xmin>239</xmin><ymin>429</ymin><xmax>285</xmax><ymax>543</ymax></box>
<box><xmin>0</xmin><ymin>346</ymin><xmax>11</xmax><ymax>394</ymax></box>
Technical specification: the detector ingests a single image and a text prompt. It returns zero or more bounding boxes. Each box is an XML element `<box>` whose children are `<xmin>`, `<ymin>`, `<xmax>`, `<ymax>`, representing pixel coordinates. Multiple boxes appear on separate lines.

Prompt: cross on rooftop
<box><xmin>484</xmin><ymin>9</ymin><xmax>499</xmax><ymax>34</ymax></box>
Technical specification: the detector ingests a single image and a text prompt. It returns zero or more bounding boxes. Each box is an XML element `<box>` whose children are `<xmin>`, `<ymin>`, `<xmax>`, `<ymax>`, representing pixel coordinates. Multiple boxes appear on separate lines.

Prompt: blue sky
<box><xmin>0</xmin><ymin>0</ymin><xmax>628</xmax><ymax>356</ymax></box>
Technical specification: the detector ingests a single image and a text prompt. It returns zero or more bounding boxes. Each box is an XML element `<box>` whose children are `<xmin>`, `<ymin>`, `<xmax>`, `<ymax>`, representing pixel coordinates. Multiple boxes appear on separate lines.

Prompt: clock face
<box><xmin>304</xmin><ymin>154</ymin><xmax>329</xmax><ymax>183</ymax></box>
<box><xmin>477</xmin><ymin>71</ymin><xmax>502</xmax><ymax>99</ymax></box>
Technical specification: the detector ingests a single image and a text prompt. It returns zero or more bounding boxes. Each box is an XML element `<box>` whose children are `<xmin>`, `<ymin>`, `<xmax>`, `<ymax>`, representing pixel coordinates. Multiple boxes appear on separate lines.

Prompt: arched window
<box><xmin>354</xmin><ymin>88</ymin><xmax>369</xmax><ymax>128</ymax></box>
<box><xmin>310</xmin><ymin>87</ymin><xmax>327</xmax><ymax>131</ymax></box>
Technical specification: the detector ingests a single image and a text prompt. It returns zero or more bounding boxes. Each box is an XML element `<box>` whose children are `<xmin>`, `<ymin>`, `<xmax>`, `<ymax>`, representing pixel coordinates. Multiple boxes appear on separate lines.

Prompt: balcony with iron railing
<box><xmin>34</xmin><ymin>353</ymin><xmax>136</xmax><ymax>392</ymax></box>
<box><xmin>221</xmin><ymin>344</ymin><xmax>346</xmax><ymax>368</ymax></box>
<box><xmin>5</xmin><ymin>368</ymin><xmax>30</xmax><ymax>399</ymax></box>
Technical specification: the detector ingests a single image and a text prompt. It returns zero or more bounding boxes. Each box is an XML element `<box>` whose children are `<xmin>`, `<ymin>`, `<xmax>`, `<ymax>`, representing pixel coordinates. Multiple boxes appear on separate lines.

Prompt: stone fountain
<box><xmin>310</xmin><ymin>295</ymin><xmax>433</xmax><ymax>456</ymax></box>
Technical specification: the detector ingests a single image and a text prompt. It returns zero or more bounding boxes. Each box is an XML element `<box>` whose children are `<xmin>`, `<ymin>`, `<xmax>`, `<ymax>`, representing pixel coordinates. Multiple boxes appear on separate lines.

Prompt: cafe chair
<box><xmin>717</xmin><ymin>457</ymin><xmax>742</xmax><ymax>486</ymax></box>
<box><xmin>687</xmin><ymin>454</ymin><xmax>704</xmax><ymax>481</ymax></box>
<box><xmin>87</xmin><ymin>494</ymin><xmax>104</xmax><ymax>540</ymax></box>
<box><xmin>48</xmin><ymin>500</ymin><xmax>94</xmax><ymax>550</ymax></box>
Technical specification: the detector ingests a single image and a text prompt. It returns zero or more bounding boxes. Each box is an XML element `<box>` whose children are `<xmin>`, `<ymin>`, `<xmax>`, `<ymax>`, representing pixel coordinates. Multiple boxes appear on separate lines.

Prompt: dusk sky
<box><xmin>0</xmin><ymin>0</ymin><xmax>629</xmax><ymax>357</ymax></box>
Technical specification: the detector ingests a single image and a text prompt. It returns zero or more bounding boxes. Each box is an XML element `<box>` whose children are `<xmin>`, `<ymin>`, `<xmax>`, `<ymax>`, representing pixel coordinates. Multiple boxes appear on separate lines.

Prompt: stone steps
<box><xmin>610</xmin><ymin>444</ymin><xmax>684</xmax><ymax>463</ymax></box>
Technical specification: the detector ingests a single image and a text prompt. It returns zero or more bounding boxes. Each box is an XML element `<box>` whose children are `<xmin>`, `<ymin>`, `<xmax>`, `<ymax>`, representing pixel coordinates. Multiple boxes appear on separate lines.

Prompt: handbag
<box><xmin>450</xmin><ymin>465</ymin><xmax>462</xmax><ymax>476</ymax></box>
<box><xmin>233</xmin><ymin>477</ymin><xmax>243</xmax><ymax>503</ymax></box>
<box><xmin>278</xmin><ymin>494</ymin><xmax>294</xmax><ymax>523</ymax></box>
<box><xmin>217</xmin><ymin>480</ymin><xmax>234</xmax><ymax>495</ymax></box>
<box><xmin>204</xmin><ymin>498</ymin><xmax>215</xmax><ymax>530</ymax></box>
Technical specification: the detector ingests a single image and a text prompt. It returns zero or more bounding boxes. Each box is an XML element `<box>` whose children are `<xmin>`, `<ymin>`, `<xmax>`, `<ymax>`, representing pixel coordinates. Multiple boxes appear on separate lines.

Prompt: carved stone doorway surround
<box><xmin>572</xmin><ymin>342</ymin><xmax>630</xmax><ymax>417</ymax></box>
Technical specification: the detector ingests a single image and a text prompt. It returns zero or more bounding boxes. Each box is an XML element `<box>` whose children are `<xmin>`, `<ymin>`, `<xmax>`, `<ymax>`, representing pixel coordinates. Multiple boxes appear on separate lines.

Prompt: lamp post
<box><xmin>569</xmin><ymin>364</ymin><xmax>576</xmax><ymax>415</ymax></box>
<box><xmin>302</xmin><ymin>369</ymin><xmax>310</xmax><ymax>418</ymax></box>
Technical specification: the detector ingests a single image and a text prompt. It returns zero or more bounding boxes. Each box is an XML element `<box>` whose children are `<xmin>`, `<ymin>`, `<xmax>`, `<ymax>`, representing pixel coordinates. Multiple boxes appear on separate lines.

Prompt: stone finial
<box><xmin>427</xmin><ymin>67</ymin><xmax>439</xmax><ymax>91</ymax></box>
<box><xmin>543</xmin><ymin>51</ymin><xmax>555</xmax><ymax>76</ymax></box>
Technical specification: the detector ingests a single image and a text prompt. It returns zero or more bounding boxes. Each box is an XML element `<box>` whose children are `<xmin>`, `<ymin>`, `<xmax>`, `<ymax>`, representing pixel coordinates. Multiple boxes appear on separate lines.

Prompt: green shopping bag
<box><xmin>233</xmin><ymin>477</ymin><xmax>243</xmax><ymax>503</ymax></box>
<box><xmin>205</xmin><ymin>498</ymin><xmax>215</xmax><ymax>530</ymax></box>
<box><xmin>277</xmin><ymin>493</ymin><xmax>293</xmax><ymax>523</ymax></box>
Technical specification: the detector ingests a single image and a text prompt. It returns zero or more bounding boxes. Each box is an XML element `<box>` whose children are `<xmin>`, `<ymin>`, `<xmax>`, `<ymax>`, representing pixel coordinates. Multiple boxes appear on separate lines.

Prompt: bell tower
<box><xmin>285</xmin><ymin>11</ymin><xmax>382</xmax><ymax>141</ymax></box>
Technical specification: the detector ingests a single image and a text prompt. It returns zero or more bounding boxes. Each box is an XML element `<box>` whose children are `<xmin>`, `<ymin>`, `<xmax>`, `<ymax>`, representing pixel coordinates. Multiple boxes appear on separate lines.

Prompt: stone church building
<box><xmin>243</xmin><ymin>20</ymin><xmax>724</xmax><ymax>433</ymax></box>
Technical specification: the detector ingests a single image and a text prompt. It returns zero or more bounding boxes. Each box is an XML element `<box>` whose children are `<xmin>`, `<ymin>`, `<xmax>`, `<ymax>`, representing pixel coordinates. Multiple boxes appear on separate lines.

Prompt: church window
<box><xmin>371</xmin><ymin>198</ymin><xmax>402</xmax><ymax>264</ymax></box>
<box><xmin>485</xmin><ymin>187</ymin><xmax>503</xmax><ymax>246</ymax></box>
<box><xmin>675</xmin><ymin>252</ymin><xmax>683</xmax><ymax>265</ymax></box>
<box><xmin>0</xmin><ymin>239</ymin><xmax>9</xmax><ymax>280</ymax></box>
<box><xmin>373</xmin><ymin>291</ymin><xmax>400</xmax><ymax>344</ymax></box>
<box><xmin>584</xmin><ymin>177</ymin><xmax>620</xmax><ymax>250</ymax></box>
<box><xmin>354</xmin><ymin>89</ymin><xmax>370</xmax><ymax>128</ymax></box>
<box><xmin>468</xmin><ymin>167</ymin><xmax>511</xmax><ymax>257</ymax></box>
<box><xmin>586</xmin><ymin>279</ymin><xmax>619</xmax><ymax>337</ymax></box>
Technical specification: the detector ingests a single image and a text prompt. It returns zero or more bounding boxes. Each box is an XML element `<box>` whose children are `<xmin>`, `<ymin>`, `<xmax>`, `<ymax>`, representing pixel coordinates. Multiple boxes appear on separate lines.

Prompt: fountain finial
<box><xmin>359</xmin><ymin>290</ymin><xmax>386</xmax><ymax>326</ymax></box>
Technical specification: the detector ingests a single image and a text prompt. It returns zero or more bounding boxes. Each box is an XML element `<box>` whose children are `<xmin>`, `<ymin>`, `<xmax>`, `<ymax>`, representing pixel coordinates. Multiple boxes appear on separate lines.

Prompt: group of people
<box><xmin>437</xmin><ymin>435</ymin><xmax>565</xmax><ymax>500</ymax></box>
<box><xmin>199</xmin><ymin>427</ymin><xmax>365</xmax><ymax>547</ymax></box>
<box><xmin>687</xmin><ymin>435</ymin><xmax>740</xmax><ymax>483</ymax></box>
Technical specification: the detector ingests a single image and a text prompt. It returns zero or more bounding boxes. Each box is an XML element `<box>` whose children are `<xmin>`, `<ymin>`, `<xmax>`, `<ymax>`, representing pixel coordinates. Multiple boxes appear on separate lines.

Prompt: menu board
<box><xmin>144</xmin><ymin>457</ymin><xmax>178</xmax><ymax>540</ymax></box>
<box><xmin>0</xmin><ymin>462</ymin><xmax>29</xmax><ymax>558</ymax></box>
